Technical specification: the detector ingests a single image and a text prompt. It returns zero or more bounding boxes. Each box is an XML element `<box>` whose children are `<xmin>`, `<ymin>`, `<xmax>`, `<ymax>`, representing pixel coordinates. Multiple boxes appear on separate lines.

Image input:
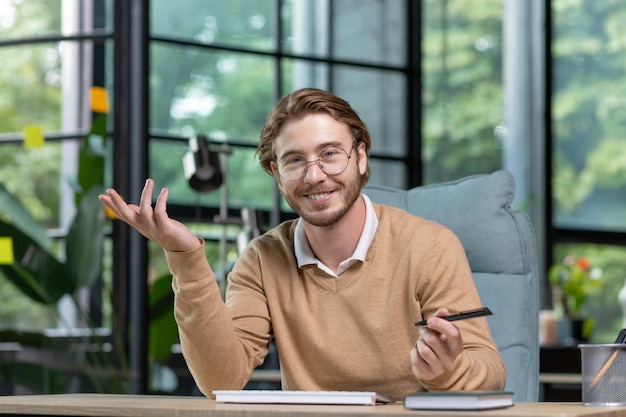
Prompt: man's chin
<box><xmin>298</xmin><ymin>207</ymin><xmax>345</xmax><ymax>227</ymax></box>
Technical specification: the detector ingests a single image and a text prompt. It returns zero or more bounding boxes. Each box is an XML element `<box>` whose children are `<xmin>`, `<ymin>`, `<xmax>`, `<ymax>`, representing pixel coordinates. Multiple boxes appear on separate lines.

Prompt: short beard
<box><xmin>281</xmin><ymin>173</ymin><xmax>364</xmax><ymax>227</ymax></box>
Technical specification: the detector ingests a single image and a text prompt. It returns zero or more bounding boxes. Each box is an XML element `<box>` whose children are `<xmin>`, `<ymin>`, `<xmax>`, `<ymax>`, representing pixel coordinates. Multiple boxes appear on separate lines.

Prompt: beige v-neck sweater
<box><xmin>167</xmin><ymin>203</ymin><xmax>505</xmax><ymax>401</ymax></box>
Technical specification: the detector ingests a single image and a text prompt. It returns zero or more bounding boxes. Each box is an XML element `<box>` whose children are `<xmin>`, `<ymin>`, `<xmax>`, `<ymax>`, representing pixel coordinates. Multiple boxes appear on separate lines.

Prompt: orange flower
<box><xmin>576</xmin><ymin>257</ymin><xmax>591</xmax><ymax>271</ymax></box>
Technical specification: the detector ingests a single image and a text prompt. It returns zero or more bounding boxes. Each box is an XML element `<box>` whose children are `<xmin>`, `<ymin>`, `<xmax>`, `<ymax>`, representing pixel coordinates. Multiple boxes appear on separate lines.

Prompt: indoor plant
<box><xmin>548</xmin><ymin>255</ymin><xmax>602</xmax><ymax>341</ymax></box>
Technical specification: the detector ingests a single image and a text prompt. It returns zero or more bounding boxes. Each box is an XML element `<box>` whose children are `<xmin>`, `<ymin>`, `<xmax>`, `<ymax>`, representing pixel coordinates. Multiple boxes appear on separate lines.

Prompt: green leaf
<box><xmin>0</xmin><ymin>183</ymin><xmax>53</xmax><ymax>250</ymax></box>
<box><xmin>65</xmin><ymin>187</ymin><xmax>106</xmax><ymax>288</ymax></box>
<box><xmin>0</xmin><ymin>221</ymin><xmax>71</xmax><ymax>304</ymax></box>
<box><xmin>149</xmin><ymin>311</ymin><xmax>178</xmax><ymax>362</ymax></box>
<box><xmin>149</xmin><ymin>273</ymin><xmax>175</xmax><ymax>319</ymax></box>
<box><xmin>148</xmin><ymin>274</ymin><xmax>178</xmax><ymax>361</ymax></box>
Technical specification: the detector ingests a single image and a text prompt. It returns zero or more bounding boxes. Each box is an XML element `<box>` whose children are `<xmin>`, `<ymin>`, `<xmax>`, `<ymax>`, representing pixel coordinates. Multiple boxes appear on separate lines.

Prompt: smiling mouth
<box><xmin>307</xmin><ymin>192</ymin><xmax>331</xmax><ymax>201</ymax></box>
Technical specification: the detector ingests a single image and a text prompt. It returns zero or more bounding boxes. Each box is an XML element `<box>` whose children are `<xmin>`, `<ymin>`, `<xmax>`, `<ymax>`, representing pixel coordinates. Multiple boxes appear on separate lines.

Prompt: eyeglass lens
<box><xmin>278</xmin><ymin>146</ymin><xmax>351</xmax><ymax>181</ymax></box>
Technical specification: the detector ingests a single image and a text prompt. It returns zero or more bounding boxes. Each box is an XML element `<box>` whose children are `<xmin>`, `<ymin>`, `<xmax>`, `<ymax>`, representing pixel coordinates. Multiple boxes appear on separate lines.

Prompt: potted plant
<box><xmin>548</xmin><ymin>255</ymin><xmax>603</xmax><ymax>342</ymax></box>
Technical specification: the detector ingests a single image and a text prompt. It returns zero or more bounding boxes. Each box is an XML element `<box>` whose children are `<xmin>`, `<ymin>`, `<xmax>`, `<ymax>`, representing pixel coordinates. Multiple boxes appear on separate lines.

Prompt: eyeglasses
<box><xmin>276</xmin><ymin>144</ymin><xmax>355</xmax><ymax>181</ymax></box>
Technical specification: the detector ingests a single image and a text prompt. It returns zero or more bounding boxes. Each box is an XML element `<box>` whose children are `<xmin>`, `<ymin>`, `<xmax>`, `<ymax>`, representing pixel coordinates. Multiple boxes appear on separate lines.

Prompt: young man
<box><xmin>99</xmin><ymin>88</ymin><xmax>505</xmax><ymax>401</ymax></box>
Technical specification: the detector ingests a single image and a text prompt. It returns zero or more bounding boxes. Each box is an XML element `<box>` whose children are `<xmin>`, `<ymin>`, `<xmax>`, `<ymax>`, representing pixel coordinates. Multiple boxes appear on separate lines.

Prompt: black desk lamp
<box><xmin>183</xmin><ymin>134</ymin><xmax>223</xmax><ymax>192</ymax></box>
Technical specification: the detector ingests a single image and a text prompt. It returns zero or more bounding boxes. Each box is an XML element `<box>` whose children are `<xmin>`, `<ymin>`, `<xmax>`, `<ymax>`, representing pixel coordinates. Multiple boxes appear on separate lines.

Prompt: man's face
<box><xmin>270</xmin><ymin>113</ymin><xmax>367</xmax><ymax>227</ymax></box>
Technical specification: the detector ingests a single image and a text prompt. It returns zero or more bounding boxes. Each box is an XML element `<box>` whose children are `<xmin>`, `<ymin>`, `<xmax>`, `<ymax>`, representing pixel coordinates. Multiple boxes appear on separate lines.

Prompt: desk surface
<box><xmin>0</xmin><ymin>394</ymin><xmax>626</xmax><ymax>417</ymax></box>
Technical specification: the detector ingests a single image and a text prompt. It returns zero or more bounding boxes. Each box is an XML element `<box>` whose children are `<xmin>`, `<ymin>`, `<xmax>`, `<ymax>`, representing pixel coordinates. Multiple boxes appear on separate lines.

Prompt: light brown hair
<box><xmin>256</xmin><ymin>88</ymin><xmax>371</xmax><ymax>184</ymax></box>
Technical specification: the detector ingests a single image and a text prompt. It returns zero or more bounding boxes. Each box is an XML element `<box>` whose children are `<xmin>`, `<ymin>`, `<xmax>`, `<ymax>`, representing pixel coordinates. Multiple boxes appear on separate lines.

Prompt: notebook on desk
<box><xmin>213</xmin><ymin>390</ymin><xmax>393</xmax><ymax>405</ymax></box>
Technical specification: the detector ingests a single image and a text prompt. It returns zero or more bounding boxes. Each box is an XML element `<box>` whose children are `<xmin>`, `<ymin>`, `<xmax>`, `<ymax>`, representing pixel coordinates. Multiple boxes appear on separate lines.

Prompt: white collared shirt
<box><xmin>294</xmin><ymin>194</ymin><xmax>379</xmax><ymax>277</ymax></box>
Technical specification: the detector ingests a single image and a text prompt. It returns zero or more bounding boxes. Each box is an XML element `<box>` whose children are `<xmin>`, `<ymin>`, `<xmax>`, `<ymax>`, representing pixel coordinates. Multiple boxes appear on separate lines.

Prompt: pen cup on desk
<box><xmin>579</xmin><ymin>343</ymin><xmax>626</xmax><ymax>406</ymax></box>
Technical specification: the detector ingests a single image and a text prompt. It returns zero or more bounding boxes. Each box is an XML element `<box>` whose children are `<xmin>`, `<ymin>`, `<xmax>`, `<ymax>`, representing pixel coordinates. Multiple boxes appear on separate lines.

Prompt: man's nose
<box><xmin>303</xmin><ymin>159</ymin><xmax>327</xmax><ymax>183</ymax></box>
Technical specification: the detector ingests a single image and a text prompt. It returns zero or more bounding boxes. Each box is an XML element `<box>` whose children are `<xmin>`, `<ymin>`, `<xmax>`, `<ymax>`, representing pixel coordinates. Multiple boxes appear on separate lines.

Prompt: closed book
<box><xmin>403</xmin><ymin>390</ymin><xmax>514</xmax><ymax>410</ymax></box>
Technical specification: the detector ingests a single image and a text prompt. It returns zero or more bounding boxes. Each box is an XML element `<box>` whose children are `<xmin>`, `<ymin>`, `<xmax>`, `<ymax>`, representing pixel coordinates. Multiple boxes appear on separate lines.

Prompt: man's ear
<box><xmin>356</xmin><ymin>142</ymin><xmax>368</xmax><ymax>176</ymax></box>
<box><xmin>270</xmin><ymin>161</ymin><xmax>280</xmax><ymax>180</ymax></box>
<box><xmin>270</xmin><ymin>161</ymin><xmax>284</xmax><ymax>192</ymax></box>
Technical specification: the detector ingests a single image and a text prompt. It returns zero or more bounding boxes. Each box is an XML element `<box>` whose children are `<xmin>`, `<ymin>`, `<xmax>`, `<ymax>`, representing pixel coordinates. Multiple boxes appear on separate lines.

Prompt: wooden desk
<box><xmin>0</xmin><ymin>394</ymin><xmax>625</xmax><ymax>417</ymax></box>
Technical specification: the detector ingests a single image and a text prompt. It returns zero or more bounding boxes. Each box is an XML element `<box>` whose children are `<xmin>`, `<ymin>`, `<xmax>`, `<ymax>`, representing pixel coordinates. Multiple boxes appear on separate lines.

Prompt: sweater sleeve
<box><xmin>414</xmin><ymin>228</ymin><xmax>506</xmax><ymax>392</ymax></box>
<box><xmin>166</xmin><ymin>239</ymin><xmax>271</xmax><ymax>397</ymax></box>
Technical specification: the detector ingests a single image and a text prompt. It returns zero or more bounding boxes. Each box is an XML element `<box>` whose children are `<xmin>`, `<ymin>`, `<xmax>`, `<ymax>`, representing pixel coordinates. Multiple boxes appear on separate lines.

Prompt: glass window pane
<box><xmin>150</xmin><ymin>0</ymin><xmax>274</xmax><ymax>51</ymax></box>
<box><xmin>150</xmin><ymin>139</ymin><xmax>276</xmax><ymax>210</ymax></box>
<box><xmin>368</xmin><ymin>159</ymin><xmax>406</xmax><ymax>189</ymax></box>
<box><xmin>0</xmin><ymin>143</ymin><xmax>62</xmax><ymax>226</ymax></box>
<box><xmin>149</xmin><ymin>138</ymin><xmax>194</xmax><ymax>202</ymax></box>
<box><xmin>0</xmin><ymin>39</ymin><xmax>112</xmax><ymax>137</ymax></box>
<box><xmin>281</xmin><ymin>58</ymin><xmax>329</xmax><ymax>93</ymax></box>
<box><xmin>332</xmin><ymin>66</ymin><xmax>407</xmax><ymax>159</ymax></box>
<box><xmin>282</xmin><ymin>0</ymin><xmax>407</xmax><ymax>67</ymax></box>
<box><xmin>0</xmin><ymin>0</ymin><xmax>111</xmax><ymax>40</ymax></box>
<box><xmin>551</xmin><ymin>1</ymin><xmax>626</xmax><ymax>231</ymax></box>
<box><xmin>281</xmin><ymin>59</ymin><xmax>407</xmax><ymax>187</ymax></box>
<box><xmin>151</xmin><ymin>43</ymin><xmax>274</xmax><ymax>143</ymax></box>
<box><xmin>0</xmin><ymin>1</ymin><xmax>57</xmax><ymax>39</ymax></box>
<box><xmin>422</xmin><ymin>0</ymin><xmax>504</xmax><ymax>184</ymax></box>
<box><xmin>331</xmin><ymin>0</ymin><xmax>406</xmax><ymax>66</ymax></box>
<box><xmin>0</xmin><ymin>44</ymin><xmax>63</xmax><ymax>133</ymax></box>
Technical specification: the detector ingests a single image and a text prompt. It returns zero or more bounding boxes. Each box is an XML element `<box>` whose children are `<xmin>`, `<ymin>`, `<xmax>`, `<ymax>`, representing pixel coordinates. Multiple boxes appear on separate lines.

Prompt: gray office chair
<box><xmin>364</xmin><ymin>170</ymin><xmax>540</xmax><ymax>402</ymax></box>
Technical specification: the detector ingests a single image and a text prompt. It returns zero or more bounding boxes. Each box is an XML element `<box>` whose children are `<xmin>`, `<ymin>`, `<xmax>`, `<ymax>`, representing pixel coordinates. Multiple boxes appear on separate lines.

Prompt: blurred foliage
<box><xmin>553</xmin><ymin>244</ymin><xmax>626</xmax><ymax>342</ymax></box>
<box><xmin>0</xmin><ymin>0</ymin><xmax>65</xmax><ymax>327</ymax></box>
<box><xmin>551</xmin><ymin>0</ymin><xmax>626</xmax><ymax>229</ymax></box>
<box><xmin>422</xmin><ymin>0</ymin><xmax>504</xmax><ymax>183</ymax></box>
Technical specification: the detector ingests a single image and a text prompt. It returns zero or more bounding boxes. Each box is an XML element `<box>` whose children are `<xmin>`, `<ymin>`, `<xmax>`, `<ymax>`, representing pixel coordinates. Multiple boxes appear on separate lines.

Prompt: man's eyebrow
<box><xmin>277</xmin><ymin>149</ymin><xmax>301</xmax><ymax>161</ymax></box>
<box><xmin>278</xmin><ymin>141</ymin><xmax>345</xmax><ymax>160</ymax></box>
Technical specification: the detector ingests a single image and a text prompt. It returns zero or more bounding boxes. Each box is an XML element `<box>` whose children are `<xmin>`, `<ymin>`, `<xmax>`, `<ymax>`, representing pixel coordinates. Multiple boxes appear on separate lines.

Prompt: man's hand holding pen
<box><xmin>410</xmin><ymin>307</ymin><xmax>465</xmax><ymax>381</ymax></box>
<box><xmin>410</xmin><ymin>306</ymin><xmax>492</xmax><ymax>380</ymax></box>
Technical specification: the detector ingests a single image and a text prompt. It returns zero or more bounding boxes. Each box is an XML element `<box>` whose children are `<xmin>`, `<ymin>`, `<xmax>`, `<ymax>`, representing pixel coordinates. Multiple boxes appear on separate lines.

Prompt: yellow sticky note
<box><xmin>0</xmin><ymin>237</ymin><xmax>14</xmax><ymax>264</ymax></box>
<box><xmin>90</xmin><ymin>86</ymin><xmax>110</xmax><ymax>113</ymax></box>
<box><xmin>24</xmin><ymin>125</ymin><xmax>44</xmax><ymax>148</ymax></box>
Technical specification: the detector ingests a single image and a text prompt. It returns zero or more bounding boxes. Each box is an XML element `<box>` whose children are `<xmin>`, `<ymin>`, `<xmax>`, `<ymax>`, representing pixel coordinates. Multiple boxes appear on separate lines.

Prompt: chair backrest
<box><xmin>364</xmin><ymin>170</ymin><xmax>540</xmax><ymax>402</ymax></box>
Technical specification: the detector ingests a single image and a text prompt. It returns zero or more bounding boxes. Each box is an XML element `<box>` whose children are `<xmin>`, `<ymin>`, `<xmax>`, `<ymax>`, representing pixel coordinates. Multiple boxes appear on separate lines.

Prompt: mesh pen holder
<box><xmin>579</xmin><ymin>344</ymin><xmax>626</xmax><ymax>406</ymax></box>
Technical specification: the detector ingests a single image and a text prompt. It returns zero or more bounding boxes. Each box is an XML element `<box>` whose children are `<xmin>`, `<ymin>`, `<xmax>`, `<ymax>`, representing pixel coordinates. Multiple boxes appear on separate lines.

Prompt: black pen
<box><xmin>413</xmin><ymin>307</ymin><xmax>492</xmax><ymax>326</ymax></box>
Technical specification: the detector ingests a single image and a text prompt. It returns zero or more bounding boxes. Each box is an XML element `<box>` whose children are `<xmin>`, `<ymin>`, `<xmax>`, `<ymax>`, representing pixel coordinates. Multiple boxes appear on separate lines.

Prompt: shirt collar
<box><xmin>294</xmin><ymin>194</ymin><xmax>379</xmax><ymax>277</ymax></box>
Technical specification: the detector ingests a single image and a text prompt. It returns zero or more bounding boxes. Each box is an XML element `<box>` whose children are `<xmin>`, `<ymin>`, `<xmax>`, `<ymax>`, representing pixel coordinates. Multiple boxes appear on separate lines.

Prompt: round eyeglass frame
<box><xmin>275</xmin><ymin>143</ymin><xmax>356</xmax><ymax>181</ymax></box>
